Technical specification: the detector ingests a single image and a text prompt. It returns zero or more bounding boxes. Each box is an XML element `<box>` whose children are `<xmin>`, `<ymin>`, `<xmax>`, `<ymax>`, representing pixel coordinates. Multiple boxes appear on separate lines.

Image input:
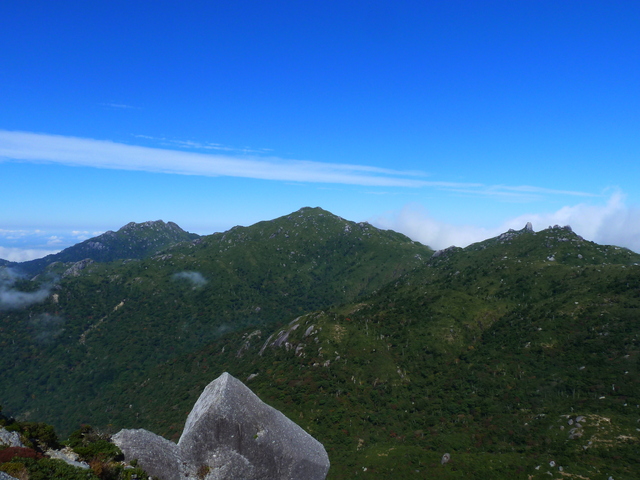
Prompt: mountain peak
<box><xmin>118</xmin><ymin>220</ymin><xmax>181</xmax><ymax>232</ymax></box>
<box><xmin>13</xmin><ymin>220</ymin><xmax>199</xmax><ymax>276</ymax></box>
<box><xmin>436</xmin><ymin>221</ymin><xmax>640</xmax><ymax>268</ymax></box>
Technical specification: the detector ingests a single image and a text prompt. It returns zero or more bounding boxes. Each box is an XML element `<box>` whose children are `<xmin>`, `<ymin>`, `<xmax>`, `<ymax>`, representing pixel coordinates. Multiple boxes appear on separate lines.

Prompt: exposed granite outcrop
<box><xmin>113</xmin><ymin>372</ymin><xmax>330</xmax><ymax>480</ymax></box>
<box><xmin>112</xmin><ymin>429</ymin><xmax>180</xmax><ymax>480</ymax></box>
<box><xmin>45</xmin><ymin>446</ymin><xmax>90</xmax><ymax>470</ymax></box>
<box><xmin>0</xmin><ymin>428</ymin><xmax>24</xmax><ymax>448</ymax></box>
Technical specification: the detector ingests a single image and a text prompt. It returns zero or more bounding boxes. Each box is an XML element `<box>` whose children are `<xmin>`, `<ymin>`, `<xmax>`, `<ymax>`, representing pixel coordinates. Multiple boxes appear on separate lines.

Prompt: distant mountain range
<box><xmin>4</xmin><ymin>220</ymin><xmax>200</xmax><ymax>276</ymax></box>
<box><xmin>1</xmin><ymin>208</ymin><xmax>639</xmax><ymax>479</ymax></box>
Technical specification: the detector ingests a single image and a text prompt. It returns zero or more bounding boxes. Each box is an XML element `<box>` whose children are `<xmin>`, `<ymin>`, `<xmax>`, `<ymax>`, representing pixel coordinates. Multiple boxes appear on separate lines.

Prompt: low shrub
<box><xmin>0</xmin><ymin>446</ymin><xmax>43</xmax><ymax>463</ymax></box>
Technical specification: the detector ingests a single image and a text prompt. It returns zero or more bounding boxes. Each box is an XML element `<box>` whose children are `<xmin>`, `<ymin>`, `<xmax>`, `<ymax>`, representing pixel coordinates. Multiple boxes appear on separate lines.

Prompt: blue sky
<box><xmin>1</xmin><ymin>1</ymin><xmax>640</xmax><ymax>261</ymax></box>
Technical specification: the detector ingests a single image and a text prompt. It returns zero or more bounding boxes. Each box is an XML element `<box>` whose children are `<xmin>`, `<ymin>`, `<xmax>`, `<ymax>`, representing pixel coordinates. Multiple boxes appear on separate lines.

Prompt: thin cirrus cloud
<box><xmin>100</xmin><ymin>103</ymin><xmax>138</xmax><ymax>109</ymax></box>
<box><xmin>0</xmin><ymin>130</ymin><xmax>594</xmax><ymax>198</ymax></box>
<box><xmin>443</xmin><ymin>185</ymin><xmax>596</xmax><ymax>202</ymax></box>
<box><xmin>1</xmin><ymin>130</ymin><xmax>435</xmax><ymax>187</ymax></box>
<box><xmin>133</xmin><ymin>134</ymin><xmax>274</xmax><ymax>154</ymax></box>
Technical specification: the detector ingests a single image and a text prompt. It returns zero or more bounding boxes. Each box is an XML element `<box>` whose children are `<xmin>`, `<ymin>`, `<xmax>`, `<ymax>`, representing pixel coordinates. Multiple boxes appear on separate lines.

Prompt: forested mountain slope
<box><xmin>0</xmin><ymin>207</ymin><xmax>431</xmax><ymax>436</ymax></box>
<box><xmin>96</xmin><ymin>224</ymin><xmax>640</xmax><ymax>479</ymax></box>
<box><xmin>2</xmin><ymin>216</ymin><xmax>639</xmax><ymax>479</ymax></box>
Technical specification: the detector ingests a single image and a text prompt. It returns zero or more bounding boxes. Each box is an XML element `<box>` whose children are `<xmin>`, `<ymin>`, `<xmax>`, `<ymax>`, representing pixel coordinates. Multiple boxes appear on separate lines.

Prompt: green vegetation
<box><xmin>0</xmin><ymin>411</ymin><xmax>149</xmax><ymax>480</ymax></box>
<box><xmin>1</xmin><ymin>211</ymin><xmax>639</xmax><ymax>479</ymax></box>
<box><xmin>0</xmin><ymin>208</ymin><xmax>429</xmax><ymax>432</ymax></box>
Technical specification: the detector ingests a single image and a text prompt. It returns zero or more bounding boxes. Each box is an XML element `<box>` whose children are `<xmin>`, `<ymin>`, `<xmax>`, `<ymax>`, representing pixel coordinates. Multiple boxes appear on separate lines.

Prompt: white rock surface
<box><xmin>45</xmin><ymin>447</ymin><xmax>90</xmax><ymax>470</ymax></box>
<box><xmin>0</xmin><ymin>427</ymin><xmax>24</xmax><ymax>448</ymax></box>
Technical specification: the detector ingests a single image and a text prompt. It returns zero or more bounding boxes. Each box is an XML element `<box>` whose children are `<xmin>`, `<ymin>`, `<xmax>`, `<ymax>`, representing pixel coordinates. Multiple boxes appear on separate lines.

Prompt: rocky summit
<box><xmin>113</xmin><ymin>372</ymin><xmax>330</xmax><ymax>480</ymax></box>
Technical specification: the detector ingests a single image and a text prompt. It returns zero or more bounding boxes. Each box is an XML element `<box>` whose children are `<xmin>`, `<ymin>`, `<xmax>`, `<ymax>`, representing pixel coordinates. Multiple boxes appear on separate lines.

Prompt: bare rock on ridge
<box><xmin>112</xmin><ymin>428</ymin><xmax>180</xmax><ymax>480</ymax></box>
<box><xmin>113</xmin><ymin>372</ymin><xmax>330</xmax><ymax>480</ymax></box>
<box><xmin>0</xmin><ymin>427</ymin><xmax>24</xmax><ymax>448</ymax></box>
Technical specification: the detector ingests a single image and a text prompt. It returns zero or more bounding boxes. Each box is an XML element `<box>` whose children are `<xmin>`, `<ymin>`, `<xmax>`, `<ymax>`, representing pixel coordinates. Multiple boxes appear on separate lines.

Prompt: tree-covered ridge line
<box><xmin>109</xmin><ymin>223</ymin><xmax>639</xmax><ymax>478</ymax></box>
<box><xmin>0</xmin><ymin>207</ymin><xmax>430</xmax><ymax>433</ymax></box>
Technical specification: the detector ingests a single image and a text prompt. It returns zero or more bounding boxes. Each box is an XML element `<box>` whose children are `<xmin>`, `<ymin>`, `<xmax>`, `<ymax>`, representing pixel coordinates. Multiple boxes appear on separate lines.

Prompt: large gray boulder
<box><xmin>113</xmin><ymin>372</ymin><xmax>329</xmax><ymax>480</ymax></box>
<box><xmin>112</xmin><ymin>429</ymin><xmax>180</xmax><ymax>480</ymax></box>
<box><xmin>0</xmin><ymin>427</ymin><xmax>24</xmax><ymax>448</ymax></box>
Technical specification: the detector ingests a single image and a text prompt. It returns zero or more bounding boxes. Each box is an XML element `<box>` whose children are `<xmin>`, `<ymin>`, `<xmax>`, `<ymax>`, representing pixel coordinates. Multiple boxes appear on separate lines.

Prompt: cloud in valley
<box><xmin>0</xmin><ymin>268</ymin><xmax>55</xmax><ymax>310</ymax></box>
<box><xmin>373</xmin><ymin>192</ymin><xmax>640</xmax><ymax>254</ymax></box>
<box><xmin>172</xmin><ymin>271</ymin><xmax>208</xmax><ymax>288</ymax></box>
<box><xmin>30</xmin><ymin>313</ymin><xmax>65</xmax><ymax>344</ymax></box>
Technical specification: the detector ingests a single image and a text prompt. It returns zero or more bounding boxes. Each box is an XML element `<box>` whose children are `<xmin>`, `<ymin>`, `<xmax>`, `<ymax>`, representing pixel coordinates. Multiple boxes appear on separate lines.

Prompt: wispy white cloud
<box><xmin>372</xmin><ymin>191</ymin><xmax>640</xmax><ymax>253</ymax></box>
<box><xmin>0</xmin><ymin>131</ymin><xmax>596</xmax><ymax>197</ymax></box>
<box><xmin>30</xmin><ymin>313</ymin><xmax>65</xmax><ymax>344</ymax></box>
<box><xmin>70</xmin><ymin>230</ymin><xmax>102</xmax><ymax>242</ymax></box>
<box><xmin>0</xmin><ymin>268</ymin><xmax>55</xmax><ymax>310</ymax></box>
<box><xmin>0</xmin><ymin>246</ymin><xmax>60</xmax><ymax>262</ymax></box>
<box><xmin>442</xmin><ymin>184</ymin><xmax>596</xmax><ymax>202</ymax></box>
<box><xmin>100</xmin><ymin>103</ymin><xmax>138</xmax><ymax>109</ymax></box>
<box><xmin>0</xmin><ymin>130</ymin><xmax>433</xmax><ymax>187</ymax></box>
<box><xmin>133</xmin><ymin>134</ymin><xmax>273</xmax><ymax>154</ymax></box>
<box><xmin>172</xmin><ymin>271</ymin><xmax>208</xmax><ymax>288</ymax></box>
<box><xmin>372</xmin><ymin>206</ymin><xmax>495</xmax><ymax>250</ymax></box>
<box><xmin>0</xmin><ymin>228</ymin><xmax>85</xmax><ymax>261</ymax></box>
<box><xmin>0</xmin><ymin>229</ymin><xmax>31</xmax><ymax>241</ymax></box>
<box><xmin>46</xmin><ymin>236</ymin><xmax>64</xmax><ymax>245</ymax></box>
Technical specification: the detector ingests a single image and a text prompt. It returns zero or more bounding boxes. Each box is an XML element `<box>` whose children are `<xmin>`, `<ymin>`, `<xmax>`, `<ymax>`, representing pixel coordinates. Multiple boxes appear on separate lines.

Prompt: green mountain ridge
<box><xmin>7</xmin><ymin>220</ymin><xmax>200</xmax><ymax>276</ymax></box>
<box><xmin>0</xmin><ymin>207</ymin><xmax>430</xmax><ymax>436</ymax></box>
<box><xmin>2</xmin><ymin>209</ymin><xmax>639</xmax><ymax>479</ymax></box>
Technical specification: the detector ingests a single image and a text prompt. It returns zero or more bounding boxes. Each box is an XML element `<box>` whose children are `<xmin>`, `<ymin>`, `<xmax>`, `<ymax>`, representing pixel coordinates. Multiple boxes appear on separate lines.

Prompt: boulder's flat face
<box><xmin>178</xmin><ymin>372</ymin><xmax>330</xmax><ymax>480</ymax></box>
<box><xmin>113</xmin><ymin>372</ymin><xmax>329</xmax><ymax>480</ymax></box>
<box><xmin>112</xmin><ymin>428</ymin><xmax>180</xmax><ymax>480</ymax></box>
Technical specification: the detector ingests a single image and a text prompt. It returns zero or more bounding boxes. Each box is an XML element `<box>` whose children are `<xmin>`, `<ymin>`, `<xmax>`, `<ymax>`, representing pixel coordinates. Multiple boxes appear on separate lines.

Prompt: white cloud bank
<box><xmin>0</xmin><ymin>131</ymin><xmax>593</xmax><ymax>197</ymax></box>
<box><xmin>372</xmin><ymin>192</ymin><xmax>640</xmax><ymax>254</ymax></box>
<box><xmin>0</xmin><ymin>268</ymin><xmax>54</xmax><ymax>310</ymax></box>
<box><xmin>172</xmin><ymin>271</ymin><xmax>208</xmax><ymax>288</ymax></box>
<box><xmin>0</xmin><ymin>246</ymin><xmax>60</xmax><ymax>262</ymax></box>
